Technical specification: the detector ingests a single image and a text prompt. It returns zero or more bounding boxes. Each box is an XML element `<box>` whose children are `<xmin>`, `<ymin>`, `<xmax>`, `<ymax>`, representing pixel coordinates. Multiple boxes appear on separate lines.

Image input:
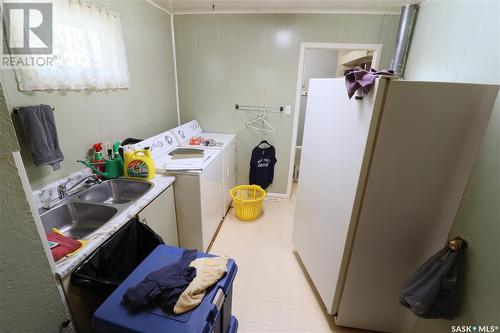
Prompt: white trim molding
<box><xmin>170</xmin><ymin>14</ymin><xmax>181</xmax><ymax>126</ymax></box>
<box><xmin>266</xmin><ymin>192</ymin><xmax>289</xmax><ymax>199</ymax></box>
<box><xmin>143</xmin><ymin>0</ymin><xmax>171</xmax><ymax>14</ymax></box>
<box><xmin>172</xmin><ymin>10</ymin><xmax>400</xmax><ymax>15</ymax></box>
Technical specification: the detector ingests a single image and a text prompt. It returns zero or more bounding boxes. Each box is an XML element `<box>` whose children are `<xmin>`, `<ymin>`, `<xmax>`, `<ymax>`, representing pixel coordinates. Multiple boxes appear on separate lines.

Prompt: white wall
<box><xmin>405</xmin><ymin>1</ymin><xmax>499</xmax><ymax>84</ymax></box>
<box><xmin>405</xmin><ymin>0</ymin><xmax>500</xmax><ymax>330</ymax></box>
<box><xmin>302</xmin><ymin>49</ymin><xmax>340</xmax><ymax>92</ymax></box>
<box><xmin>297</xmin><ymin>48</ymin><xmax>340</xmax><ymax>146</ymax></box>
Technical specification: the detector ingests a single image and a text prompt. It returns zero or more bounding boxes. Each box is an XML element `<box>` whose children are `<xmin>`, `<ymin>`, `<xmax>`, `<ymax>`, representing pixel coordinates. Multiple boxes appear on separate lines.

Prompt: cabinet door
<box><xmin>200</xmin><ymin>154</ymin><xmax>223</xmax><ymax>250</ymax></box>
<box><xmin>225</xmin><ymin>142</ymin><xmax>237</xmax><ymax>181</ymax></box>
<box><xmin>138</xmin><ymin>185</ymin><xmax>178</xmax><ymax>246</ymax></box>
<box><xmin>223</xmin><ymin>142</ymin><xmax>237</xmax><ymax>213</ymax></box>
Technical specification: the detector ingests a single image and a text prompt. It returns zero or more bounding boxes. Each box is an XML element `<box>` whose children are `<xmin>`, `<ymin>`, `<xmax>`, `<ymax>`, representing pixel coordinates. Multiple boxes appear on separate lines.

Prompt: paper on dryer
<box><xmin>169</xmin><ymin>148</ymin><xmax>205</xmax><ymax>159</ymax></box>
<box><xmin>155</xmin><ymin>152</ymin><xmax>211</xmax><ymax>170</ymax></box>
<box><xmin>162</xmin><ymin>157</ymin><xmax>204</xmax><ymax>170</ymax></box>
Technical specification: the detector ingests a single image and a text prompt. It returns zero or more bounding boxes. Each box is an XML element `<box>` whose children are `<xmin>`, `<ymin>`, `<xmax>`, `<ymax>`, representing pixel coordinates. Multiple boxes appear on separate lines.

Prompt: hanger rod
<box><xmin>13</xmin><ymin>105</ymin><xmax>55</xmax><ymax>114</ymax></box>
<box><xmin>235</xmin><ymin>104</ymin><xmax>284</xmax><ymax>112</ymax></box>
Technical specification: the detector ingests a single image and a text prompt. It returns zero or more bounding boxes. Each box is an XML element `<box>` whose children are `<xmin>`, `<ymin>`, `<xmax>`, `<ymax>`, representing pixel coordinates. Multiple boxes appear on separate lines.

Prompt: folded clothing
<box><xmin>47</xmin><ymin>232</ymin><xmax>83</xmax><ymax>262</ymax></box>
<box><xmin>122</xmin><ymin>249</ymin><xmax>197</xmax><ymax>312</ymax></box>
<box><xmin>174</xmin><ymin>255</ymin><xmax>229</xmax><ymax>314</ymax></box>
<box><xmin>16</xmin><ymin>104</ymin><xmax>64</xmax><ymax>170</ymax></box>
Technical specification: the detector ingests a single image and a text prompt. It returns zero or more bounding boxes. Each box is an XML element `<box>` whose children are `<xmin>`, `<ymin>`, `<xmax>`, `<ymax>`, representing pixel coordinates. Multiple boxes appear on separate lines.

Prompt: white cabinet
<box><xmin>175</xmin><ymin>124</ymin><xmax>237</xmax><ymax>219</ymax></box>
<box><xmin>137</xmin><ymin>185</ymin><xmax>178</xmax><ymax>246</ymax></box>
<box><xmin>171</xmin><ymin>152</ymin><xmax>224</xmax><ymax>251</ymax></box>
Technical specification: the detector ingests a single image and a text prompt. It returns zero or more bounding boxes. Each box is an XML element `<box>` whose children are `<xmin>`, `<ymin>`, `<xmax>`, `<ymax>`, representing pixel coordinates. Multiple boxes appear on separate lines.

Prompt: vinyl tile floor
<box><xmin>209</xmin><ymin>186</ymin><xmax>373</xmax><ymax>333</ymax></box>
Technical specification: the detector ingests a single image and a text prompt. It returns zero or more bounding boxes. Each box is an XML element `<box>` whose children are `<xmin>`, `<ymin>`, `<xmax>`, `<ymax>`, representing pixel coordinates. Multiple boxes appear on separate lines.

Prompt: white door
<box><xmin>138</xmin><ymin>185</ymin><xmax>178</xmax><ymax>246</ymax></box>
<box><xmin>292</xmin><ymin>78</ymin><xmax>382</xmax><ymax>313</ymax></box>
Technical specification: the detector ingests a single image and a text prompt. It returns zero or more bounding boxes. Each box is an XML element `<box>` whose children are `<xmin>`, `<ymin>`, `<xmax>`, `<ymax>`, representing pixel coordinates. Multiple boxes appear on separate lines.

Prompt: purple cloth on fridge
<box><xmin>344</xmin><ymin>68</ymin><xmax>395</xmax><ymax>99</ymax></box>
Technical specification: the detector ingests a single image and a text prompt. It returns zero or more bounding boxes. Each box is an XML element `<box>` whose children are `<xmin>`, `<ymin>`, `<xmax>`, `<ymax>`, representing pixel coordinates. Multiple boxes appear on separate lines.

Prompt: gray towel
<box><xmin>17</xmin><ymin>105</ymin><xmax>64</xmax><ymax>170</ymax></box>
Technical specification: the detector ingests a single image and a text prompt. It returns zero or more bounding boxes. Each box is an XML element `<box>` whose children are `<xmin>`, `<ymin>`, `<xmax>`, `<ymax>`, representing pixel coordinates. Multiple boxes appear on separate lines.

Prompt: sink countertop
<box><xmin>54</xmin><ymin>175</ymin><xmax>175</xmax><ymax>280</ymax></box>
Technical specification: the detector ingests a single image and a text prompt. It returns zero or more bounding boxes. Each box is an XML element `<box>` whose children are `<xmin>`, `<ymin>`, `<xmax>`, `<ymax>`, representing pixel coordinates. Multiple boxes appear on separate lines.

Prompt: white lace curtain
<box><xmin>14</xmin><ymin>0</ymin><xmax>130</xmax><ymax>91</ymax></box>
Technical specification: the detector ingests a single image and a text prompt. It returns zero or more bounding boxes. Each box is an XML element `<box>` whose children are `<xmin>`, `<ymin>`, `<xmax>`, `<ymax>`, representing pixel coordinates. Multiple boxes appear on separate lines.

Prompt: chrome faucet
<box><xmin>57</xmin><ymin>179</ymin><xmax>71</xmax><ymax>199</ymax></box>
<box><xmin>59</xmin><ymin>174</ymin><xmax>102</xmax><ymax>199</ymax></box>
<box><xmin>43</xmin><ymin>175</ymin><xmax>102</xmax><ymax>210</ymax></box>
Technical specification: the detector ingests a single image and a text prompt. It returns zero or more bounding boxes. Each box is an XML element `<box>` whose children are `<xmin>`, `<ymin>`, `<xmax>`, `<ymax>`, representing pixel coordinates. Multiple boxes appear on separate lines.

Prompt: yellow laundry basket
<box><xmin>230</xmin><ymin>185</ymin><xmax>266</xmax><ymax>221</ymax></box>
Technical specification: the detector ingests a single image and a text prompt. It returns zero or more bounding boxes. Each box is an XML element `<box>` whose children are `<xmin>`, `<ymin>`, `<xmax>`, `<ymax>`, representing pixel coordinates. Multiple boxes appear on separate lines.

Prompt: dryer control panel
<box><xmin>172</xmin><ymin>120</ymin><xmax>203</xmax><ymax>143</ymax></box>
<box><xmin>134</xmin><ymin>130</ymin><xmax>179</xmax><ymax>159</ymax></box>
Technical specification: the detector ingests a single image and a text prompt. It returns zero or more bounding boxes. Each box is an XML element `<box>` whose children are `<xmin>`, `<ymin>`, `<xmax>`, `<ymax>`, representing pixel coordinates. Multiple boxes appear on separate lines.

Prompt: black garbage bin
<box><xmin>71</xmin><ymin>217</ymin><xmax>164</xmax><ymax>301</ymax></box>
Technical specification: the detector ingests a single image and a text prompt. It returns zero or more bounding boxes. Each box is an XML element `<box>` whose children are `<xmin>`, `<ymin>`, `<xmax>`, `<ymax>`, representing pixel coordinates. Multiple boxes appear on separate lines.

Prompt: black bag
<box><xmin>400</xmin><ymin>242</ymin><xmax>464</xmax><ymax>319</ymax></box>
<box><xmin>71</xmin><ymin>218</ymin><xmax>164</xmax><ymax>300</ymax></box>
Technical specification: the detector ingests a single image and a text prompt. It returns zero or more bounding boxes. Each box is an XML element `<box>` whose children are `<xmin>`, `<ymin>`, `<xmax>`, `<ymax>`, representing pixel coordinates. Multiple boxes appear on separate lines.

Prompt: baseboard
<box><xmin>266</xmin><ymin>192</ymin><xmax>289</xmax><ymax>199</ymax></box>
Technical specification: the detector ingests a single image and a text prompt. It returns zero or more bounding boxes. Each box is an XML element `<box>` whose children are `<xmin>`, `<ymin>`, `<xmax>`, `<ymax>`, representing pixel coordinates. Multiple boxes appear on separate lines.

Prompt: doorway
<box><xmin>287</xmin><ymin>43</ymin><xmax>383</xmax><ymax>196</ymax></box>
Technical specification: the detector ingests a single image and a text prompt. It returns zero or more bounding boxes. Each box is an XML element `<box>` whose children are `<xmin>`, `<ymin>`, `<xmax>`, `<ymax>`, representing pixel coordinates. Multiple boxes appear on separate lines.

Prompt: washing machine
<box><xmin>172</xmin><ymin>120</ymin><xmax>237</xmax><ymax>217</ymax></box>
<box><xmin>135</xmin><ymin>131</ymin><xmax>223</xmax><ymax>252</ymax></box>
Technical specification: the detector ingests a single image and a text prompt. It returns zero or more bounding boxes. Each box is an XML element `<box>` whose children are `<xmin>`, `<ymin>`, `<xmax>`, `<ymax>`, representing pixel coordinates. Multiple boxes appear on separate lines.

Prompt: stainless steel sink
<box><xmin>41</xmin><ymin>202</ymin><xmax>117</xmax><ymax>239</ymax></box>
<box><xmin>40</xmin><ymin>178</ymin><xmax>153</xmax><ymax>240</ymax></box>
<box><xmin>78</xmin><ymin>179</ymin><xmax>153</xmax><ymax>205</ymax></box>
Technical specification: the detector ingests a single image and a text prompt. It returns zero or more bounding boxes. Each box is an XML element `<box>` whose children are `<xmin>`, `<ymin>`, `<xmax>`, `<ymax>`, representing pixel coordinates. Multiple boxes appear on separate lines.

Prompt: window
<box><xmin>14</xmin><ymin>1</ymin><xmax>130</xmax><ymax>91</ymax></box>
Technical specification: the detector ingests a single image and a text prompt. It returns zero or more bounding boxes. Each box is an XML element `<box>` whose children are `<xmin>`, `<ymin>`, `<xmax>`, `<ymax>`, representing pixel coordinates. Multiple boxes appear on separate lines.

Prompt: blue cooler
<box><xmin>92</xmin><ymin>245</ymin><xmax>238</xmax><ymax>333</ymax></box>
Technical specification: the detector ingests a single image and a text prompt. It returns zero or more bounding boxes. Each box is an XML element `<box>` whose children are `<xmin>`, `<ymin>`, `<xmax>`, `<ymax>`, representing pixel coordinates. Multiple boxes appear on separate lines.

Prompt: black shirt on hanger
<box><xmin>249</xmin><ymin>141</ymin><xmax>277</xmax><ymax>190</ymax></box>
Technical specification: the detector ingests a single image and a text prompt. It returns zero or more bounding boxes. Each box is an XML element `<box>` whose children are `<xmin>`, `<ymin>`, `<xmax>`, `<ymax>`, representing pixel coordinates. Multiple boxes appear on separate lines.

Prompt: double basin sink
<box><xmin>40</xmin><ymin>179</ymin><xmax>153</xmax><ymax>239</ymax></box>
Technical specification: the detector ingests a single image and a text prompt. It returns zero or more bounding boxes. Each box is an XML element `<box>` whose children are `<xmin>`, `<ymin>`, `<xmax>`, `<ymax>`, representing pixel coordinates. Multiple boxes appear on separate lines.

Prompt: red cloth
<box><xmin>47</xmin><ymin>232</ymin><xmax>82</xmax><ymax>262</ymax></box>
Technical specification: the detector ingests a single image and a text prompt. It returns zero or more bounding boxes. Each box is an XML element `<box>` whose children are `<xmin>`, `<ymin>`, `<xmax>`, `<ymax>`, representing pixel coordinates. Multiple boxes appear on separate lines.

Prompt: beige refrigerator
<box><xmin>293</xmin><ymin>77</ymin><xmax>498</xmax><ymax>332</ymax></box>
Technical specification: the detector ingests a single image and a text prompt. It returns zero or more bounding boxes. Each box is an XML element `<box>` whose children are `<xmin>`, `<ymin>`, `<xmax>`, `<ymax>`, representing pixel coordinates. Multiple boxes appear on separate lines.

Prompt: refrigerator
<box><xmin>292</xmin><ymin>77</ymin><xmax>498</xmax><ymax>332</ymax></box>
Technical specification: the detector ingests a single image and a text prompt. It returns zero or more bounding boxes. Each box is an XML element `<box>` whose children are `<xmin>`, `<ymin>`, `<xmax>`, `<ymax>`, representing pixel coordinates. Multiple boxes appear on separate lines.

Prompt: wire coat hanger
<box><xmin>258</xmin><ymin>140</ymin><xmax>272</xmax><ymax>148</ymax></box>
<box><xmin>245</xmin><ymin>111</ymin><xmax>276</xmax><ymax>133</ymax></box>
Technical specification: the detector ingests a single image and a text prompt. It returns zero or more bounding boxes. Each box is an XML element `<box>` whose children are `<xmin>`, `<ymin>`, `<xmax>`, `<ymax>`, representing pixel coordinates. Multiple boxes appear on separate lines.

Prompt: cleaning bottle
<box><xmin>123</xmin><ymin>145</ymin><xmax>134</xmax><ymax>170</ymax></box>
<box><xmin>124</xmin><ymin>146</ymin><xmax>156</xmax><ymax>180</ymax></box>
<box><xmin>93</xmin><ymin>143</ymin><xmax>106</xmax><ymax>176</ymax></box>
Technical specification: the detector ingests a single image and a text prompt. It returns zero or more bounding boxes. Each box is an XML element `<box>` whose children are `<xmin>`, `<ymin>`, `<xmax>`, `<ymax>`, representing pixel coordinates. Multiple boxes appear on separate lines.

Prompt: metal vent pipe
<box><xmin>390</xmin><ymin>4</ymin><xmax>418</xmax><ymax>77</ymax></box>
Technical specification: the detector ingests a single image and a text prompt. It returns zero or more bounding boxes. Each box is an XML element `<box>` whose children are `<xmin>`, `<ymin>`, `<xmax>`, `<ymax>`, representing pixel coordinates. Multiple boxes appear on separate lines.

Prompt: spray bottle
<box><xmin>93</xmin><ymin>143</ymin><xmax>106</xmax><ymax>176</ymax></box>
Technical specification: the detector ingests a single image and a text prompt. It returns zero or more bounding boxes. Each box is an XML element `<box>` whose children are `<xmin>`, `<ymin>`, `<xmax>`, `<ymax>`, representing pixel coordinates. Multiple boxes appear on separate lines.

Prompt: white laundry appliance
<box><xmin>293</xmin><ymin>77</ymin><xmax>499</xmax><ymax>332</ymax></box>
<box><xmin>135</xmin><ymin>130</ymin><xmax>223</xmax><ymax>252</ymax></box>
<box><xmin>173</xmin><ymin>120</ymin><xmax>237</xmax><ymax>217</ymax></box>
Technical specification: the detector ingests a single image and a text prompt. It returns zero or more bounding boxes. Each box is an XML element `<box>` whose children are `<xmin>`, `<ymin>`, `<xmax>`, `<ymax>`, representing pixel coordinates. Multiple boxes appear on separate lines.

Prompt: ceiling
<box><xmin>152</xmin><ymin>0</ymin><xmax>422</xmax><ymax>14</ymax></box>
